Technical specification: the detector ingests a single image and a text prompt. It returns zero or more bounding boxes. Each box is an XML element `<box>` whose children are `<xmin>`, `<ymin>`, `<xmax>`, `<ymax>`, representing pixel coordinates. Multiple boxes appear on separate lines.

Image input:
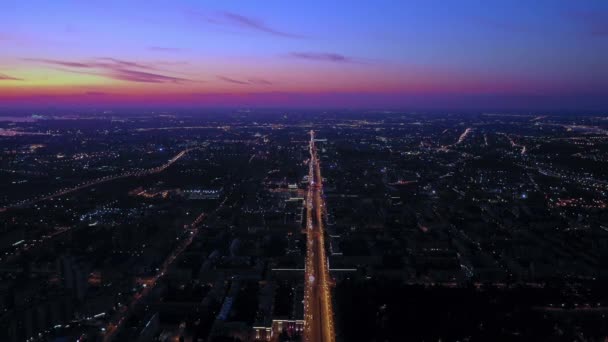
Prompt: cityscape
<box><xmin>1</xmin><ymin>1</ymin><xmax>608</xmax><ymax>341</ymax></box>
<box><xmin>1</xmin><ymin>112</ymin><xmax>608</xmax><ymax>341</ymax></box>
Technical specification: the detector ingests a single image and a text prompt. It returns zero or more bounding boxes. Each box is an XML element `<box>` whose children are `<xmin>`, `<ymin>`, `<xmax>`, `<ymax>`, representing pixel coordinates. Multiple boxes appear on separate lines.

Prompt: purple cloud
<box><xmin>23</xmin><ymin>58</ymin><xmax>190</xmax><ymax>83</ymax></box>
<box><xmin>289</xmin><ymin>52</ymin><xmax>357</xmax><ymax>63</ymax></box>
<box><xmin>108</xmin><ymin>68</ymin><xmax>188</xmax><ymax>83</ymax></box>
<box><xmin>216</xmin><ymin>76</ymin><xmax>273</xmax><ymax>86</ymax></box>
<box><xmin>23</xmin><ymin>58</ymin><xmax>91</xmax><ymax>68</ymax></box>
<box><xmin>0</xmin><ymin>73</ymin><xmax>22</xmax><ymax>81</ymax></box>
<box><xmin>217</xmin><ymin>75</ymin><xmax>250</xmax><ymax>85</ymax></box>
<box><xmin>197</xmin><ymin>11</ymin><xmax>303</xmax><ymax>39</ymax></box>
<box><xmin>248</xmin><ymin>78</ymin><xmax>273</xmax><ymax>85</ymax></box>
<box><xmin>95</xmin><ymin>57</ymin><xmax>156</xmax><ymax>70</ymax></box>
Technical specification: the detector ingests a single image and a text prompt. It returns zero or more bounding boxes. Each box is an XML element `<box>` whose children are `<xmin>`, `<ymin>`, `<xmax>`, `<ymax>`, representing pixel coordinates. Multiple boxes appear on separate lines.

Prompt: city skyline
<box><xmin>2</xmin><ymin>2</ymin><xmax>608</xmax><ymax>341</ymax></box>
<box><xmin>1</xmin><ymin>0</ymin><xmax>608</xmax><ymax>110</ymax></box>
<box><xmin>2</xmin><ymin>112</ymin><xmax>608</xmax><ymax>341</ymax></box>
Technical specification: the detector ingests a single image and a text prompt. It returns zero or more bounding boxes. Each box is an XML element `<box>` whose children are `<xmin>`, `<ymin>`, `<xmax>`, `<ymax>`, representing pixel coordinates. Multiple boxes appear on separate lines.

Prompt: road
<box><xmin>303</xmin><ymin>130</ymin><xmax>335</xmax><ymax>342</ymax></box>
<box><xmin>102</xmin><ymin>194</ymin><xmax>231</xmax><ymax>341</ymax></box>
<box><xmin>1</xmin><ymin>148</ymin><xmax>196</xmax><ymax>212</ymax></box>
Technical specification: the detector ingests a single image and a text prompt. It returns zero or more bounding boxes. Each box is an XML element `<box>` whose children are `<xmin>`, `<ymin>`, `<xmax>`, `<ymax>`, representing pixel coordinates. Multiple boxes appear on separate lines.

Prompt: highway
<box><xmin>0</xmin><ymin>148</ymin><xmax>198</xmax><ymax>264</ymax></box>
<box><xmin>303</xmin><ymin>130</ymin><xmax>335</xmax><ymax>342</ymax></box>
<box><xmin>1</xmin><ymin>148</ymin><xmax>196</xmax><ymax>212</ymax></box>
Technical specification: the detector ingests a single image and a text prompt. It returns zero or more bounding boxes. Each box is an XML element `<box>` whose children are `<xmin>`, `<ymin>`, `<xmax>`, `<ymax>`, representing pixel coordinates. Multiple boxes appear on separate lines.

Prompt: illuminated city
<box><xmin>2</xmin><ymin>112</ymin><xmax>608</xmax><ymax>341</ymax></box>
<box><xmin>1</xmin><ymin>1</ymin><xmax>608</xmax><ymax>342</ymax></box>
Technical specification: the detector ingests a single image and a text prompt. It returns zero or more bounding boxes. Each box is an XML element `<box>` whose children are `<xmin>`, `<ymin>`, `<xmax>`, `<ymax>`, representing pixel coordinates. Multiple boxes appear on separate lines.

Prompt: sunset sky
<box><xmin>1</xmin><ymin>0</ymin><xmax>607</xmax><ymax>110</ymax></box>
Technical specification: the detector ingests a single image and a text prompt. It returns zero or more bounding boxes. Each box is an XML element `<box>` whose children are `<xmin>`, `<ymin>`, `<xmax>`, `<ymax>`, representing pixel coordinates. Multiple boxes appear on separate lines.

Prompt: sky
<box><xmin>1</xmin><ymin>0</ymin><xmax>607</xmax><ymax>111</ymax></box>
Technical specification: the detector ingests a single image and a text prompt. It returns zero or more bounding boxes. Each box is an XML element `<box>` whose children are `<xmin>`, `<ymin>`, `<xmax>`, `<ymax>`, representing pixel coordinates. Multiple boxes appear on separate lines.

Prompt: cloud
<box><xmin>248</xmin><ymin>78</ymin><xmax>273</xmax><ymax>85</ymax></box>
<box><xmin>0</xmin><ymin>73</ymin><xmax>22</xmax><ymax>81</ymax></box>
<box><xmin>217</xmin><ymin>75</ymin><xmax>273</xmax><ymax>86</ymax></box>
<box><xmin>288</xmin><ymin>52</ymin><xmax>358</xmax><ymax>63</ymax></box>
<box><xmin>196</xmin><ymin>11</ymin><xmax>303</xmax><ymax>39</ymax></box>
<box><xmin>108</xmin><ymin>68</ymin><xmax>189</xmax><ymax>83</ymax></box>
<box><xmin>23</xmin><ymin>58</ymin><xmax>91</xmax><ymax>68</ymax></box>
<box><xmin>23</xmin><ymin>57</ymin><xmax>190</xmax><ymax>83</ymax></box>
<box><xmin>148</xmin><ymin>46</ymin><xmax>183</xmax><ymax>52</ymax></box>
<box><xmin>217</xmin><ymin>75</ymin><xmax>250</xmax><ymax>85</ymax></box>
<box><xmin>95</xmin><ymin>57</ymin><xmax>156</xmax><ymax>70</ymax></box>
